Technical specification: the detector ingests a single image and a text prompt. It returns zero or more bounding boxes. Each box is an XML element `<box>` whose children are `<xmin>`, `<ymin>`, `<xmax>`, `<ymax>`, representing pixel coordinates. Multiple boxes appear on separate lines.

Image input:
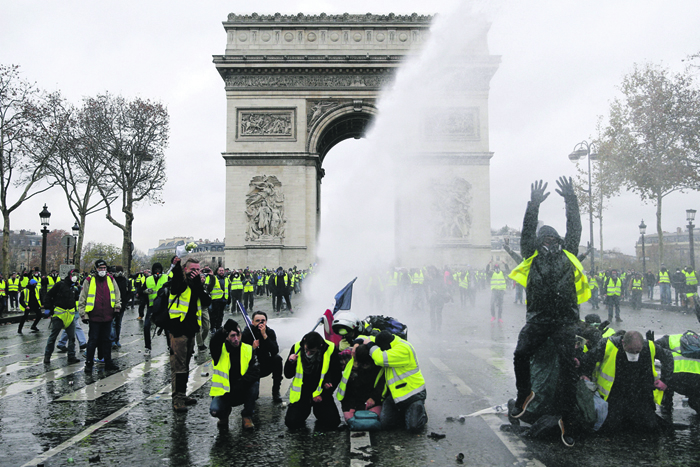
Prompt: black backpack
<box><xmin>363</xmin><ymin>315</ymin><xmax>408</xmax><ymax>340</ymax></box>
<box><xmin>680</xmin><ymin>330</ymin><xmax>700</xmax><ymax>359</ymax></box>
<box><xmin>152</xmin><ymin>282</ymin><xmax>177</xmax><ymax>332</ymax></box>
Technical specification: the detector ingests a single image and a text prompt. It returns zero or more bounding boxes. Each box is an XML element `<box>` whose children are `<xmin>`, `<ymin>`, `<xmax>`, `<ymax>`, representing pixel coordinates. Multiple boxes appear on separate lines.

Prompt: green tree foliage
<box><xmin>80</xmin><ymin>242</ymin><xmax>122</xmax><ymax>272</ymax></box>
<box><xmin>601</xmin><ymin>62</ymin><xmax>700</xmax><ymax>264</ymax></box>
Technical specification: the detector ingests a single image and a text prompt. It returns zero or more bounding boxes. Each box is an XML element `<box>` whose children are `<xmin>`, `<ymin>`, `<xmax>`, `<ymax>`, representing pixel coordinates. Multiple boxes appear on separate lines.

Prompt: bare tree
<box><xmin>80</xmin><ymin>94</ymin><xmax>169</xmax><ymax>273</ymax></box>
<box><xmin>602</xmin><ymin>62</ymin><xmax>700</xmax><ymax>264</ymax></box>
<box><xmin>0</xmin><ymin>65</ymin><xmax>64</xmax><ymax>275</ymax></box>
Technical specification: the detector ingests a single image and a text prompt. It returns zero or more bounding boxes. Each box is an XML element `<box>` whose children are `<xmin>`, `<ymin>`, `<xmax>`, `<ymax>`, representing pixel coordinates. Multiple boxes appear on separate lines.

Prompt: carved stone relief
<box><xmin>237</xmin><ymin>109</ymin><xmax>296</xmax><ymax>141</ymax></box>
<box><xmin>245</xmin><ymin>175</ymin><xmax>286</xmax><ymax>242</ymax></box>
<box><xmin>424</xmin><ymin>107</ymin><xmax>479</xmax><ymax>141</ymax></box>
<box><xmin>432</xmin><ymin>176</ymin><xmax>472</xmax><ymax>239</ymax></box>
<box><xmin>225</xmin><ymin>72</ymin><xmax>392</xmax><ymax>89</ymax></box>
<box><xmin>307</xmin><ymin>100</ymin><xmax>342</xmax><ymax>127</ymax></box>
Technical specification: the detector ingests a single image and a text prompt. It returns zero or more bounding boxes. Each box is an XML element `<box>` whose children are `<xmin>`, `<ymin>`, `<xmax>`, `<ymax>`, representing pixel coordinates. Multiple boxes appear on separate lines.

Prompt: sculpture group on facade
<box><xmin>245</xmin><ymin>175</ymin><xmax>286</xmax><ymax>242</ymax></box>
<box><xmin>433</xmin><ymin>176</ymin><xmax>472</xmax><ymax>239</ymax></box>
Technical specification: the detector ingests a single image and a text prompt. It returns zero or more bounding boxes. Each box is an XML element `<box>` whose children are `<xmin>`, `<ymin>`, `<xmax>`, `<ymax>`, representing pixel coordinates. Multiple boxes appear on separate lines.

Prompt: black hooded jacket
<box><xmin>520</xmin><ymin>193</ymin><xmax>582</xmax><ymax>325</ymax></box>
<box><xmin>46</xmin><ymin>272</ymin><xmax>80</xmax><ymax>311</ymax></box>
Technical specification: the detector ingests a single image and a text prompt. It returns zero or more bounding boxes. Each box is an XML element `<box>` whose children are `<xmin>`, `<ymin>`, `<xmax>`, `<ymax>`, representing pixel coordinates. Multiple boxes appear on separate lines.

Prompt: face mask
<box><xmin>625</xmin><ymin>352</ymin><xmax>640</xmax><ymax>362</ymax></box>
<box><xmin>98</xmin><ymin>271</ymin><xmax>107</xmax><ymax>278</ymax></box>
<box><xmin>72</xmin><ymin>276</ymin><xmax>78</xmax><ymax>282</ymax></box>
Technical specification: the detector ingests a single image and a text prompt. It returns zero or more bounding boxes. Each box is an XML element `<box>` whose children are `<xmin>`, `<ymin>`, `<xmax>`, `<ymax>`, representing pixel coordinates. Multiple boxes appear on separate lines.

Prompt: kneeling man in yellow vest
<box><xmin>655</xmin><ymin>332</ymin><xmax>700</xmax><ymax>413</ymax></box>
<box><xmin>284</xmin><ymin>332</ymin><xmax>342</xmax><ymax>429</ymax></box>
<box><xmin>210</xmin><ymin>319</ymin><xmax>260</xmax><ymax>430</ymax></box>
<box><xmin>579</xmin><ymin>330</ymin><xmax>673</xmax><ymax>433</ymax></box>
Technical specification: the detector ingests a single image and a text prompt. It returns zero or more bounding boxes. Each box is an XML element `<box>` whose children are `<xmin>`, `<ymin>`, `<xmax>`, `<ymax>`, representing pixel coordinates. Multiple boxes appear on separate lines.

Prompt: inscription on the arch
<box><xmin>237</xmin><ymin>108</ymin><xmax>296</xmax><ymax>141</ymax></box>
<box><xmin>424</xmin><ymin>107</ymin><xmax>480</xmax><ymax>141</ymax></box>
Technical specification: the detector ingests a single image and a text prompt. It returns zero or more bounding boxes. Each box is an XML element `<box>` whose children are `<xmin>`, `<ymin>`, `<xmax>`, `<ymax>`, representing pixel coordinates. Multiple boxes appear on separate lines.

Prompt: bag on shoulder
<box><xmin>363</xmin><ymin>315</ymin><xmax>408</xmax><ymax>340</ymax></box>
<box><xmin>152</xmin><ymin>282</ymin><xmax>174</xmax><ymax>331</ymax></box>
<box><xmin>680</xmin><ymin>330</ymin><xmax>700</xmax><ymax>359</ymax></box>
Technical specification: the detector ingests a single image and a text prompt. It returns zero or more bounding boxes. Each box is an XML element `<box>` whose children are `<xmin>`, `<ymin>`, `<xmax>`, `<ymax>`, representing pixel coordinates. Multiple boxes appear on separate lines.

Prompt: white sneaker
<box><xmin>144</xmin><ymin>348</ymin><xmax>151</xmax><ymax>355</ymax></box>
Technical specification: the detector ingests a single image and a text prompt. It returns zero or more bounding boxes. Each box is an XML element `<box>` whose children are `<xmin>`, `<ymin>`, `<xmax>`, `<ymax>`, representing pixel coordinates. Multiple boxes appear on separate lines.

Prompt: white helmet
<box><xmin>332</xmin><ymin>312</ymin><xmax>361</xmax><ymax>334</ymax></box>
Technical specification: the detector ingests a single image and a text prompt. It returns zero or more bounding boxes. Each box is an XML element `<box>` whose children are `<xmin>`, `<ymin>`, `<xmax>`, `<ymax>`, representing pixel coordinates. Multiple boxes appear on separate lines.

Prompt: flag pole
<box><xmin>236</xmin><ymin>300</ymin><xmax>256</xmax><ymax>336</ymax></box>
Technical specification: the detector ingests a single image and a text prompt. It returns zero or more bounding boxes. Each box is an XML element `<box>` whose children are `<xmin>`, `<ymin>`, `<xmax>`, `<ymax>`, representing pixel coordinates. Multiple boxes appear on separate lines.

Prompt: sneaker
<box><xmin>79</xmin><ymin>344</ymin><xmax>87</xmax><ymax>350</ymax></box>
<box><xmin>115</xmin><ymin>342</ymin><xmax>121</xmax><ymax>348</ymax></box>
<box><xmin>30</xmin><ymin>328</ymin><xmax>39</xmax><ymax>333</ymax></box>
<box><xmin>84</xmin><ymin>362</ymin><xmax>94</xmax><ymax>371</ymax></box>
<box><xmin>57</xmin><ymin>345</ymin><xmax>68</xmax><ymax>353</ymax></box>
<box><xmin>105</xmin><ymin>363</ymin><xmax>119</xmax><ymax>371</ymax></box>
<box><xmin>490</xmin><ymin>317</ymin><xmax>496</xmax><ymax>322</ymax></box>
<box><xmin>616</xmin><ymin>317</ymin><xmax>623</xmax><ymax>322</ymax></box>
<box><xmin>144</xmin><ymin>348</ymin><xmax>151</xmax><ymax>355</ymax></box>
<box><xmin>95</xmin><ymin>358</ymin><xmax>105</xmax><ymax>365</ymax></box>
<box><xmin>498</xmin><ymin>318</ymin><xmax>504</xmax><ymax>323</ymax></box>
<box><xmin>67</xmin><ymin>357</ymin><xmax>81</xmax><ymax>365</ymax></box>
<box><xmin>137</xmin><ymin>316</ymin><xmax>143</xmax><ymax>320</ymax></box>
<box><xmin>559</xmin><ymin>418</ymin><xmax>575</xmax><ymax>447</ymax></box>
<box><xmin>242</xmin><ymin>417</ymin><xmax>255</xmax><ymax>430</ymax></box>
<box><xmin>510</xmin><ymin>391</ymin><xmax>535</xmax><ymax>419</ymax></box>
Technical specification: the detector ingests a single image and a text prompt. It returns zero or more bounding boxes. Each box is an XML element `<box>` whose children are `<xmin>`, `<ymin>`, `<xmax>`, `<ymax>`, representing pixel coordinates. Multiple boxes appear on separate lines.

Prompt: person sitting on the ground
<box><xmin>209</xmin><ymin>319</ymin><xmax>260</xmax><ymax>430</ymax></box>
<box><xmin>337</xmin><ymin>344</ymin><xmax>385</xmax><ymax>430</ymax></box>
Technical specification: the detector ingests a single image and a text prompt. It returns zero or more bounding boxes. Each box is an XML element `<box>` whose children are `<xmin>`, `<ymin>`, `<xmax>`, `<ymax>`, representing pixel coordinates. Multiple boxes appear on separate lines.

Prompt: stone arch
<box><xmin>307</xmin><ymin>103</ymin><xmax>378</xmax><ymax>162</ymax></box>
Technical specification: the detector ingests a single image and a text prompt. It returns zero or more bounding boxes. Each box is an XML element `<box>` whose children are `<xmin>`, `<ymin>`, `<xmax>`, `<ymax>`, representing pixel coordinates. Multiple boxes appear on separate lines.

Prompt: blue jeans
<box><xmin>59</xmin><ymin>309</ymin><xmax>86</xmax><ymax>347</ymax></box>
<box><xmin>660</xmin><ymin>283</ymin><xmax>671</xmax><ymax>305</ymax></box>
<box><xmin>210</xmin><ymin>381</ymin><xmax>259</xmax><ymax>419</ymax></box>
<box><xmin>45</xmin><ymin>316</ymin><xmax>76</xmax><ymax>359</ymax></box>
<box><xmin>380</xmin><ymin>391</ymin><xmax>428</xmax><ymax>433</ymax></box>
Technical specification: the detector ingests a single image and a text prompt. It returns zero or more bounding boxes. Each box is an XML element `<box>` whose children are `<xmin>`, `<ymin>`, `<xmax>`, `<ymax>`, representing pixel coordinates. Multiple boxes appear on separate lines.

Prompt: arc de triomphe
<box><xmin>214</xmin><ymin>13</ymin><xmax>500</xmax><ymax>269</ymax></box>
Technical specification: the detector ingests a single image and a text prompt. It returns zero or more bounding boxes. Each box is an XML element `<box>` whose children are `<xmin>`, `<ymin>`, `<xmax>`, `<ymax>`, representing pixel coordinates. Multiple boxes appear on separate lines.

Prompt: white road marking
<box><xmin>429</xmin><ymin>357</ymin><xmax>474</xmax><ymax>396</ymax></box>
<box><xmin>148</xmin><ymin>360</ymin><xmax>212</xmax><ymax>401</ymax></box>
<box><xmin>350</xmin><ymin>432</ymin><xmax>373</xmax><ymax>467</ymax></box>
<box><xmin>481</xmin><ymin>413</ymin><xmax>546</xmax><ymax>467</ymax></box>
<box><xmin>0</xmin><ymin>360</ymin><xmax>85</xmax><ymax>399</ymax></box>
<box><xmin>57</xmin><ymin>355</ymin><xmax>169</xmax><ymax>401</ymax></box>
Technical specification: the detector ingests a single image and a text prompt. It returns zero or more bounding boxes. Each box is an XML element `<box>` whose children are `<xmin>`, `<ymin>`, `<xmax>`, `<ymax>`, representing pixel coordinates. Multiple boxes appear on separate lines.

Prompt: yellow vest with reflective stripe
<box><xmin>210</xmin><ymin>342</ymin><xmax>253</xmax><ymax>397</ymax></box>
<box><xmin>606</xmin><ymin>278</ymin><xmax>622</xmax><ymax>296</ymax></box>
<box><xmin>289</xmin><ymin>340</ymin><xmax>334</xmax><ymax>404</ymax></box>
<box><xmin>53</xmin><ymin>306</ymin><xmax>75</xmax><ymax>328</ymax></box>
<box><xmin>168</xmin><ymin>286</ymin><xmax>202</xmax><ymax>327</ymax></box>
<box><xmin>8</xmin><ymin>278</ymin><xmax>19</xmax><ymax>292</ymax></box>
<box><xmin>0</xmin><ymin>280</ymin><xmax>5</xmax><ymax>296</ymax></box>
<box><xmin>85</xmin><ymin>276</ymin><xmax>116</xmax><ymax>312</ymax></box>
<box><xmin>459</xmin><ymin>273</ymin><xmax>469</xmax><ymax>289</ymax></box>
<box><xmin>685</xmin><ymin>271</ymin><xmax>698</xmax><ymax>286</ymax></box>
<box><xmin>412</xmin><ymin>271</ymin><xmax>424</xmax><ymax>285</ymax></box>
<box><xmin>19</xmin><ymin>287</ymin><xmax>42</xmax><ymax>311</ymax></box>
<box><xmin>230</xmin><ymin>276</ymin><xmax>243</xmax><ymax>290</ymax></box>
<box><xmin>490</xmin><ymin>271</ymin><xmax>506</xmax><ymax>290</ymax></box>
<box><xmin>658</xmin><ymin>271</ymin><xmax>670</xmax><ymax>284</ymax></box>
<box><xmin>337</xmin><ymin>357</ymin><xmax>385</xmax><ymax>401</ymax></box>
<box><xmin>243</xmin><ymin>277</ymin><xmax>254</xmax><ymax>293</ymax></box>
<box><xmin>632</xmin><ymin>279</ymin><xmax>643</xmax><ymax>291</ymax></box>
<box><xmin>668</xmin><ymin>334</ymin><xmax>700</xmax><ymax>375</ymax></box>
<box><xmin>369</xmin><ymin>335</ymin><xmax>425</xmax><ymax>404</ymax></box>
<box><xmin>596</xmin><ymin>339</ymin><xmax>663</xmax><ymax>405</ymax></box>
<box><xmin>508</xmin><ymin>250</ymin><xmax>591</xmax><ymax>304</ymax></box>
<box><xmin>210</xmin><ymin>276</ymin><xmax>229</xmax><ymax>300</ymax></box>
<box><xmin>145</xmin><ymin>274</ymin><xmax>169</xmax><ymax>306</ymax></box>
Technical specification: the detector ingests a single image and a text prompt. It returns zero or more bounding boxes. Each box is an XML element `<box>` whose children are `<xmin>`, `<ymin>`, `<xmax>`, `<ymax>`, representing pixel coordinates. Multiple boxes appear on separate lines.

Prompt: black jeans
<box><xmin>18</xmin><ymin>306</ymin><xmax>41</xmax><ymax>332</ymax></box>
<box><xmin>86</xmin><ymin>320</ymin><xmax>113</xmax><ymax>365</ymax></box>
<box><xmin>273</xmin><ymin>294</ymin><xmax>292</xmax><ymax>313</ymax></box>
<box><xmin>285</xmin><ymin>390</ymin><xmax>340</xmax><ymax>429</ymax></box>
<box><xmin>513</xmin><ymin>322</ymin><xmax>577</xmax><ymax>421</ymax></box>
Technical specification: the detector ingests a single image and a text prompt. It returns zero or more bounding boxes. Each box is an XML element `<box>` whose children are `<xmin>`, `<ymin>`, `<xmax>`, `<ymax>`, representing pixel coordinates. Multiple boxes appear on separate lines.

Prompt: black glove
<box><xmin>646</xmin><ymin>330</ymin><xmax>655</xmax><ymax>342</ymax></box>
<box><xmin>555</xmin><ymin>176</ymin><xmax>576</xmax><ymax>199</ymax></box>
<box><xmin>530</xmin><ymin>180</ymin><xmax>550</xmax><ymax>205</ymax></box>
<box><xmin>82</xmin><ymin>318</ymin><xmax>89</xmax><ymax>324</ymax></box>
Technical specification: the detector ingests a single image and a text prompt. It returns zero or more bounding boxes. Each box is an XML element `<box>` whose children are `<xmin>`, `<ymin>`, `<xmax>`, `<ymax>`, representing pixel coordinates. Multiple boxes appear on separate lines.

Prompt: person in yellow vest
<box><xmin>490</xmin><ymin>264</ymin><xmax>507</xmax><ymax>323</ymax></box>
<box><xmin>0</xmin><ymin>272</ymin><xmax>6</xmax><ymax>317</ymax></box>
<box><xmin>684</xmin><ymin>266</ymin><xmax>698</xmax><ymax>308</ymax></box>
<box><xmin>8</xmin><ymin>272</ymin><xmax>20</xmax><ymax>312</ymax></box>
<box><xmin>630</xmin><ymin>273</ymin><xmax>644</xmax><ymax>310</ymax></box>
<box><xmin>284</xmin><ymin>331</ymin><xmax>342</xmax><ymax>429</ymax></box>
<box><xmin>18</xmin><ymin>278</ymin><xmax>42</xmax><ymax>334</ymax></box>
<box><xmin>241</xmin><ymin>270</ymin><xmax>255</xmax><ymax>312</ymax></box>
<box><xmin>206</xmin><ymin>267</ymin><xmax>230</xmax><ymax>334</ymax></box>
<box><xmin>588</xmin><ymin>270</ymin><xmax>600</xmax><ymax>310</ymax></box>
<box><xmin>45</xmin><ymin>269</ymin><xmax>61</xmax><ymax>293</ymax></box>
<box><xmin>655</xmin><ymin>332</ymin><xmax>700</xmax><ymax>413</ymax></box>
<box><xmin>44</xmin><ymin>268</ymin><xmax>81</xmax><ymax>365</ymax></box>
<box><xmin>363</xmin><ymin>330</ymin><xmax>427</xmax><ymax>433</ymax></box>
<box><xmin>78</xmin><ymin>259</ymin><xmax>121</xmax><ymax>371</ymax></box>
<box><xmin>143</xmin><ymin>262</ymin><xmax>169</xmax><ymax>353</ymax></box>
<box><xmin>242</xmin><ymin>311</ymin><xmax>284</xmax><ymax>403</ymax></box>
<box><xmin>508</xmin><ymin>177</ymin><xmax>586</xmax><ymax>448</ymax></box>
<box><xmin>658</xmin><ymin>264</ymin><xmax>672</xmax><ymax>306</ymax></box>
<box><xmin>229</xmin><ymin>270</ymin><xmax>244</xmax><ymax>305</ymax></box>
<box><xmin>580</xmin><ymin>330</ymin><xmax>673</xmax><ymax>433</ymax></box>
<box><xmin>604</xmin><ymin>270</ymin><xmax>623</xmax><ymax>323</ymax></box>
<box><xmin>168</xmin><ymin>257</ymin><xmax>211</xmax><ymax>412</ymax></box>
<box><xmin>209</xmin><ymin>319</ymin><xmax>260</xmax><ymax>430</ymax></box>
<box><xmin>136</xmin><ymin>269</ymin><xmax>150</xmax><ymax>320</ymax></box>
<box><xmin>338</xmin><ymin>344</ymin><xmax>385</xmax><ymax>429</ymax></box>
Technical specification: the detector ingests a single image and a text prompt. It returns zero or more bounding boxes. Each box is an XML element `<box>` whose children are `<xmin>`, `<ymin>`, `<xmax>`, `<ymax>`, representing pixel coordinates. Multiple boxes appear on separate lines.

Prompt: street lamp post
<box><xmin>39</xmin><ymin>204</ymin><xmax>51</xmax><ymax>276</ymax></box>
<box><xmin>639</xmin><ymin>220</ymin><xmax>647</xmax><ymax>274</ymax></box>
<box><xmin>72</xmin><ymin>221</ymin><xmax>80</xmax><ymax>264</ymax></box>
<box><xmin>688</xmin><ymin>209</ymin><xmax>697</xmax><ymax>270</ymax></box>
<box><xmin>568</xmin><ymin>141</ymin><xmax>598</xmax><ymax>272</ymax></box>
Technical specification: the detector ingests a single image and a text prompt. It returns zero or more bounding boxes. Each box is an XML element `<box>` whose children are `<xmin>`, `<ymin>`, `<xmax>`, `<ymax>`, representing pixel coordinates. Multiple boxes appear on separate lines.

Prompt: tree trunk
<box><xmin>599</xmin><ymin>215</ymin><xmax>604</xmax><ymax>267</ymax></box>
<box><xmin>75</xmin><ymin>212</ymin><xmax>86</xmax><ymax>270</ymax></box>
<box><xmin>656</xmin><ymin>193</ymin><xmax>664</xmax><ymax>266</ymax></box>
<box><xmin>2</xmin><ymin>210</ymin><xmax>10</xmax><ymax>276</ymax></box>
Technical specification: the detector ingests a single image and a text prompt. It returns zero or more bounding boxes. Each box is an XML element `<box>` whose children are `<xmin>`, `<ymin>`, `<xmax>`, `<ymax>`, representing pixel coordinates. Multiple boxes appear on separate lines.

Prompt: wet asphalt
<box><xmin>0</xmin><ymin>289</ymin><xmax>699</xmax><ymax>466</ymax></box>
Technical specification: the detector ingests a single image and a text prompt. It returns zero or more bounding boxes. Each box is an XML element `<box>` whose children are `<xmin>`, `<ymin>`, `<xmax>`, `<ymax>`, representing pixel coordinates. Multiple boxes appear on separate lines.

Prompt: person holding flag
<box><xmin>241</xmin><ymin>309</ymin><xmax>284</xmax><ymax>404</ymax></box>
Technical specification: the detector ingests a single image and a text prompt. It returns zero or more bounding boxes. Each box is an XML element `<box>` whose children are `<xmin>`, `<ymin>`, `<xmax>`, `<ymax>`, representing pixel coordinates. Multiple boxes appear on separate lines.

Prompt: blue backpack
<box><xmin>680</xmin><ymin>331</ymin><xmax>700</xmax><ymax>359</ymax></box>
<box><xmin>347</xmin><ymin>410</ymin><xmax>382</xmax><ymax>431</ymax></box>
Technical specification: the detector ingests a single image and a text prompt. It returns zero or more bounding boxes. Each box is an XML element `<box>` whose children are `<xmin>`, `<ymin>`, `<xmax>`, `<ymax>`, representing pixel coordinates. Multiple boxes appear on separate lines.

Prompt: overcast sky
<box><xmin>2</xmin><ymin>0</ymin><xmax>699</xmax><ymax>260</ymax></box>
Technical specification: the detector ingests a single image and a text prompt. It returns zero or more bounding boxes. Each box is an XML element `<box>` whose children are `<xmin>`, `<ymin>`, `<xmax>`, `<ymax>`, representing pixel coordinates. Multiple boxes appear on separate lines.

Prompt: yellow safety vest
<box><xmin>412</xmin><ymin>271</ymin><xmax>424</xmax><ymax>285</ymax></box>
<box><xmin>606</xmin><ymin>278</ymin><xmax>622</xmax><ymax>296</ymax></box>
<box><xmin>685</xmin><ymin>271</ymin><xmax>698</xmax><ymax>286</ymax></box>
<box><xmin>84</xmin><ymin>276</ymin><xmax>116</xmax><ymax>312</ymax></box>
<box><xmin>53</xmin><ymin>306</ymin><xmax>75</xmax><ymax>329</ymax></box>
<box><xmin>46</xmin><ymin>276</ymin><xmax>61</xmax><ymax>291</ymax></box>
<box><xmin>243</xmin><ymin>278</ymin><xmax>254</xmax><ymax>293</ymax></box>
<box><xmin>386</xmin><ymin>271</ymin><xmax>398</xmax><ymax>287</ymax></box>
<box><xmin>0</xmin><ymin>280</ymin><xmax>5</xmax><ymax>296</ymax></box>
<box><xmin>20</xmin><ymin>277</ymin><xmax>29</xmax><ymax>289</ymax></box>
<box><xmin>508</xmin><ymin>250</ymin><xmax>591</xmax><ymax>304</ymax></box>
<box><xmin>459</xmin><ymin>273</ymin><xmax>469</xmax><ymax>290</ymax></box>
<box><xmin>369</xmin><ymin>335</ymin><xmax>426</xmax><ymax>404</ymax></box>
<box><xmin>210</xmin><ymin>276</ymin><xmax>229</xmax><ymax>300</ymax></box>
<box><xmin>210</xmin><ymin>342</ymin><xmax>253</xmax><ymax>397</ymax></box>
<box><xmin>19</xmin><ymin>287</ymin><xmax>42</xmax><ymax>311</ymax></box>
<box><xmin>490</xmin><ymin>271</ymin><xmax>506</xmax><ymax>290</ymax></box>
<box><xmin>8</xmin><ymin>278</ymin><xmax>19</xmax><ymax>292</ymax></box>
<box><xmin>336</xmin><ymin>357</ymin><xmax>385</xmax><ymax>401</ymax></box>
<box><xmin>631</xmin><ymin>279</ymin><xmax>643</xmax><ymax>291</ymax></box>
<box><xmin>658</xmin><ymin>271</ymin><xmax>670</xmax><ymax>284</ymax></box>
<box><xmin>668</xmin><ymin>334</ymin><xmax>700</xmax><ymax>376</ymax></box>
<box><xmin>168</xmin><ymin>287</ymin><xmax>202</xmax><ymax>327</ymax></box>
<box><xmin>230</xmin><ymin>276</ymin><xmax>244</xmax><ymax>291</ymax></box>
<box><xmin>145</xmin><ymin>274</ymin><xmax>169</xmax><ymax>306</ymax></box>
<box><xmin>289</xmin><ymin>340</ymin><xmax>335</xmax><ymax>404</ymax></box>
<box><xmin>596</xmin><ymin>339</ymin><xmax>663</xmax><ymax>405</ymax></box>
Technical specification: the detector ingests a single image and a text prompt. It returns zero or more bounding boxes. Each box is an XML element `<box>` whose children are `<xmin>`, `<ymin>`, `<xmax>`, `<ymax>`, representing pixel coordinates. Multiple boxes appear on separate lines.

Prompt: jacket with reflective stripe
<box><xmin>20</xmin><ymin>286</ymin><xmax>42</xmax><ymax>311</ymax></box>
<box><xmin>210</xmin><ymin>342</ymin><xmax>253</xmax><ymax>396</ymax></box>
<box><xmin>85</xmin><ymin>276</ymin><xmax>116</xmax><ymax>312</ymax></box>
<box><xmin>508</xmin><ymin>250</ymin><xmax>591</xmax><ymax>304</ymax></box>
<box><xmin>0</xmin><ymin>280</ymin><xmax>5</xmax><ymax>296</ymax></box>
<box><xmin>459</xmin><ymin>272</ymin><xmax>469</xmax><ymax>289</ymax></box>
<box><xmin>289</xmin><ymin>340</ymin><xmax>334</xmax><ymax>404</ymax></box>
<box><xmin>53</xmin><ymin>306</ymin><xmax>75</xmax><ymax>328</ymax></box>
<box><xmin>337</xmin><ymin>357</ymin><xmax>385</xmax><ymax>401</ymax></box>
<box><xmin>168</xmin><ymin>287</ymin><xmax>202</xmax><ymax>327</ymax></box>
<box><xmin>659</xmin><ymin>271</ymin><xmax>670</xmax><ymax>283</ymax></box>
<box><xmin>8</xmin><ymin>278</ymin><xmax>19</xmax><ymax>292</ymax></box>
<box><xmin>596</xmin><ymin>338</ymin><xmax>663</xmax><ymax>405</ymax></box>
<box><xmin>145</xmin><ymin>274</ymin><xmax>169</xmax><ymax>306</ymax></box>
<box><xmin>490</xmin><ymin>271</ymin><xmax>506</xmax><ymax>290</ymax></box>
<box><xmin>606</xmin><ymin>278</ymin><xmax>622</xmax><ymax>296</ymax></box>
<box><xmin>230</xmin><ymin>276</ymin><xmax>243</xmax><ymax>290</ymax></box>
<box><xmin>668</xmin><ymin>334</ymin><xmax>700</xmax><ymax>375</ymax></box>
<box><xmin>210</xmin><ymin>276</ymin><xmax>229</xmax><ymax>300</ymax></box>
<box><xmin>369</xmin><ymin>335</ymin><xmax>425</xmax><ymax>404</ymax></box>
<box><xmin>685</xmin><ymin>271</ymin><xmax>698</xmax><ymax>286</ymax></box>
<box><xmin>631</xmin><ymin>279</ymin><xmax>643</xmax><ymax>291</ymax></box>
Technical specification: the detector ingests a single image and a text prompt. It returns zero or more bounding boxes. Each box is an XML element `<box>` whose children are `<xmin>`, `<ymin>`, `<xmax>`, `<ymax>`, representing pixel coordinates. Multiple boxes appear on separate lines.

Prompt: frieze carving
<box><xmin>307</xmin><ymin>100</ymin><xmax>342</xmax><ymax>127</ymax></box>
<box><xmin>225</xmin><ymin>72</ymin><xmax>392</xmax><ymax>89</ymax></box>
<box><xmin>424</xmin><ymin>108</ymin><xmax>479</xmax><ymax>141</ymax></box>
<box><xmin>432</xmin><ymin>177</ymin><xmax>472</xmax><ymax>239</ymax></box>
<box><xmin>237</xmin><ymin>109</ymin><xmax>296</xmax><ymax>140</ymax></box>
<box><xmin>226</xmin><ymin>12</ymin><xmax>433</xmax><ymax>24</ymax></box>
<box><xmin>245</xmin><ymin>175</ymin><xmax>286</xmax><ymax>242</ymax></box>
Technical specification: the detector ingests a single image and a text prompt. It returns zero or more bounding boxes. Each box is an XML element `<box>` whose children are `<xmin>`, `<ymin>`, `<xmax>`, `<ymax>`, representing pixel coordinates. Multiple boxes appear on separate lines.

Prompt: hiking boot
<box><xmin>173</xmin><ymin>401</ymin><xmax>188</xmax><ymax>413</ymax></box>
<box><xmin>559</xmin><ymin>418</ymin><xmax>575</xmax><ymax>447</ymax></box>
<box><xmin>67</xmin><ymin>357</ymin><xmax>81</xmax><ymax>365</ymax></box>
<box><xmin>105</xmin><ymin>363</ymin><xmax>119</xmax><ymax>371</ymax></box>
<box><xmin>56</xmin><ymin>345</ymin><xmax>68</xmax><ymax>353</ymax></box>
<box><xmin>272</xmin><ymin>391</ymin><xmax>283</xmax><ymax>404</ymax></box>
<box><xmin>510</xmin><ymin>391</ymin><xmax>535</xmax><ymax>419</ymax></box>
<box><xmin>184</xmin><ymin>397</ymin><xmax>197</xmax><ymax>406</ymax></box>
<box><xmin>43</xmin><ymin>355</ymin><xmax>51</xmax><ymax>364</ymax></box>
<box><xmin>217</xmin><ymin>417</ymin><xmax>229</xmax><ymax>430</ymax></box>
<box><xmin>242</xmin><ymin>417</ymin><xmax>255</xmax><ymax>430</ymax></box>
<box><xmin>84</xmin><ymin>362</ymin><xmax>94</xmax><ymax>371</ymax></box>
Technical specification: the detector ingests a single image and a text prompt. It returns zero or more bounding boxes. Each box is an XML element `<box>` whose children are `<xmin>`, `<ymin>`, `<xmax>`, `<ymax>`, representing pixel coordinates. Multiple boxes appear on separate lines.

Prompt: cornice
<box><xmin>225</xmin><ymin>12</ymin><xmax>434</xmax><ymax>25</ymax></box>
